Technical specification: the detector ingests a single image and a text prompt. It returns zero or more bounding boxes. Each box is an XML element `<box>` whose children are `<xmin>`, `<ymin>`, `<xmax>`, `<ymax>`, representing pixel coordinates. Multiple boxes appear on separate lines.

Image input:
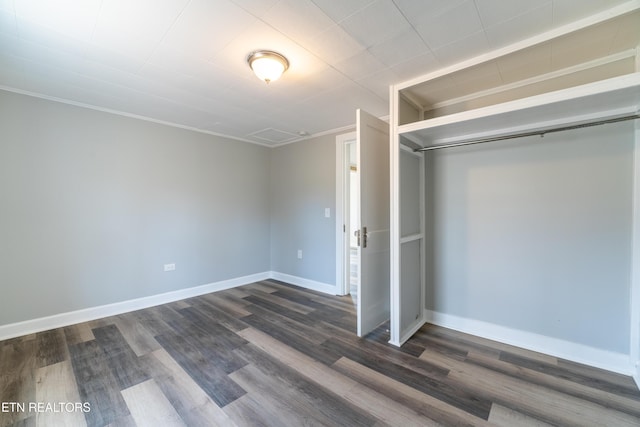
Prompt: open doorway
<box><xmin>347</xmin><ymin>141</ymin><xmax>359</xmax><ymax>305</ymax></box>
<box><xmin>335</xmin><ymin>132</ymin><xmax>358</xmax><ymax>305</ymax></box>
<box><xmin>335</xmin><ymin>111</ymin><xmax>390</xmax><ymax>337</ymax></box>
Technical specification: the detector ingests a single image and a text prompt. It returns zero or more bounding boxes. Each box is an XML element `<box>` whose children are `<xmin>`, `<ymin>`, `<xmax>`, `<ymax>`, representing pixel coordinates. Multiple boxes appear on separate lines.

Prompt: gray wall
<box><xmin>269</xmin><ymin>134</ymin><xmax>338</xmax><ymax>285</ymax></box>
<box><xmin>0</xmin><ymin>90</ymin><xmax>271</xmax><ymax>326</ymax></box>
<box><xmin>424</xmin><ymin>123</ymin><xmax>634</xmax><ymax>353</ymax></box>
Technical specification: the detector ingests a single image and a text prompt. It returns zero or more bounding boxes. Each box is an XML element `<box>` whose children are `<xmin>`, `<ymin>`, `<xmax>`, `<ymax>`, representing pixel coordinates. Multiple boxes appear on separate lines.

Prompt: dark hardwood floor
<box><xmin>1</xmin><ymin>280</ymin><xmax>639</xmax><ymax>426</ymax></box>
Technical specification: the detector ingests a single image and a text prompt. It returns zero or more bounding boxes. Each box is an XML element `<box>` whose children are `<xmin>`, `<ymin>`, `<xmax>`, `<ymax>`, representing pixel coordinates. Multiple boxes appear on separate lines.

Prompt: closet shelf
<box><xmin>399</xmin><ymin>73</ymin><xmax>640</xmax><ymax>148</ymax></box>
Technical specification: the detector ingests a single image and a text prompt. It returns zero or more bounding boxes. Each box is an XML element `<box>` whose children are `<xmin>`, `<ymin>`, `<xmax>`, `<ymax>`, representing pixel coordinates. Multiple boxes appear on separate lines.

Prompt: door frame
<box><xmin>335</xmin><ymin>131</ymin><xmax>356</xmax><ymax>296</ymax></box>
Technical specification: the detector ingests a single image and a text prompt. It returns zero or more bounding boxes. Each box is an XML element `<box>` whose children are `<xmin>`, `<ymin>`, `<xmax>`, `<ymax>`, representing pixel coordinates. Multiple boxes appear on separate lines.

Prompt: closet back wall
<box><xmin>0</xmin><ymin>90</ymin><xmax>271</xmax><ymax>326</ymax></box>
<box><xmin>424</xmin><ymin>123</ymin><xmax>634</xmax><ymax>354</ymax></box>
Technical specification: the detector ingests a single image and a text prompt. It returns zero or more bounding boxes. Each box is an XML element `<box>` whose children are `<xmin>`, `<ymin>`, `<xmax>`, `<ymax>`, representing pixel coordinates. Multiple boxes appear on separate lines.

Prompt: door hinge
<box><xmin>362</xmin><ymin>226</ymin><xmax>367</xmax><ymax>248</ymax></box>
<box><xmin>355</xmin><ymin>227</ymin><xmax>368</xmax><ymax>248</ymax></box>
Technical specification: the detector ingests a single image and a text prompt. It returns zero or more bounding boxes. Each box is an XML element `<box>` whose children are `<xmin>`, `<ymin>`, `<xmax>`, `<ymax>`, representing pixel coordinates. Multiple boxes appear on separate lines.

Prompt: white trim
<box><xmin>0</xmin><ymin>85</ymin><xmax>362</xmax><ymax>150</ymax></box>
<box><xmin>270</xmin><ymin>125</ymin><xmax>357</xmax><ymax>148</ymax></box>
<box><xmin>335</xmin><ymin>132</ymin><xmax>357</xmax><ymax>296</ymax></box>
<box><xmin>400</xmin><ymin>234</ymin><xmax>423</xmax><ymax>244</ymax></box>
<box><xmin>389</xmin><ymin>84</ymin><xmax>401</xmax><ymax>345</ymax></box>
<box><xmin>424</xmin><ymin>310</ymin><xmax>633</xmax><ymax>376</ymax></box>
<box><xmin>336</xmin><ymin>136</ymin><xmax>346</xmax><ymax>296</ymax></box>
<box><xmin>631</xmin><ymin>113</ymin><xmax>640</xmax><ymax>388</ymax></box>
<box><xmin>397</xmin><ymin>73</ymin><xmax>640</xmax><ymax>138</ymax></box>
<box><xmin>0</xmin><ymin>270</ymin><xmax>338</xmax><ymax>341</ymax></box>
<box><xmin>0</xmin><ymin>272</ymin><xmax>270</xmax><ymax>341</ymax></box>
<box><xmin>0</xmin><ymin>86</ymin><xmax>270</xmax><ymax>147</ymax></box>
<box><xmin>269</xmin><ymin>271</ymin><xmax>336</xmax><ymax>295</ymax></box>
<box><xmin>391</xmin><ymin>317</ymin><xmax>426</xmax><ymax>347</ymax></box>
<box><xmin>399</xmin><ymin>91</ymin><xmax>423</xmax><ymax>113</ymax></box>
<box><xmin>418</xmin><ymin>150</ymin><xmax>426</xmax><ymax>347</ymax></box>
<box><xmin>270</xmin><ymin>117</ymin><xmax>386</xmax><ymax>148</ymax></box>
<box><xmin>428</xmin><ymin>49</ymin><xmax>638</xmax><ymax>111</ymax></box>
<box><xmin>395</xmin><ymin>0</ymin><xmax>640</xmax><ymax>91</ymax></box>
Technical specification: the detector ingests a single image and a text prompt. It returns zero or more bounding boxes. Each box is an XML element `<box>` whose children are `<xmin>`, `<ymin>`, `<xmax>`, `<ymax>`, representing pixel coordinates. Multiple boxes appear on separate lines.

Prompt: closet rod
<box><xmin>414</xmin><ymin>113</ymin><xmax>640</xmax><ymax>152</ymax></box>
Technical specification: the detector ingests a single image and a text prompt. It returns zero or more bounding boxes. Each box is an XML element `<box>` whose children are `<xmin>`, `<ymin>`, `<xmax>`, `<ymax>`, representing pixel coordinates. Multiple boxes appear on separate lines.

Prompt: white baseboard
<box><xmin>424</xmin><ymin>309</ymin><xmax>633</xmax><ymax>376</ymax></box>
<box><xmin>0</xmin><ymin>271</ymin><xmax>270</xmax><ymax>341</ymax></box>
<box><xmin>634</xmin><ymin>361</ymin><xmax>640</xmax><ymax>389</ymax></box>
<box><xmin>389</xmin><ymin>316</ymin><xmax>427</xmax><ymax>347</ymax></box>
<box><xmin>268</xmin><ymin>271</ymin><xmax>337</xmax><ymax>295</ymax></box>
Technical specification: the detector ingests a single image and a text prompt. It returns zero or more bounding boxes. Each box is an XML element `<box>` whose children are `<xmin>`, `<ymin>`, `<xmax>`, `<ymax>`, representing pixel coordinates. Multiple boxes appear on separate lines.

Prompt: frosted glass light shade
<box><xmin>247</xmin><ymin>51</ymin><xmax>289</xmax><ymax>84</ymax></box>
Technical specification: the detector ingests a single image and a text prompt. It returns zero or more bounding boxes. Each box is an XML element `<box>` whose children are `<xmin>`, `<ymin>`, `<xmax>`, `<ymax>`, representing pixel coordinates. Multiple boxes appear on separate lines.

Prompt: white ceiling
<box><xmin>0</xmin><ymin>0</ymin><xmax>635</xmax><ymax>146</ymax></box>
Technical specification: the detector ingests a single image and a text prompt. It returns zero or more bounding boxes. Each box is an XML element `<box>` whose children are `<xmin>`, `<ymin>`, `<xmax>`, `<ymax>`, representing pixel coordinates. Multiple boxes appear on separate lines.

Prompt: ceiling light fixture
<box><xmin>247</xmin><ymin>50</ymin><xmax>289</xmax><ymax>84</ymax></box>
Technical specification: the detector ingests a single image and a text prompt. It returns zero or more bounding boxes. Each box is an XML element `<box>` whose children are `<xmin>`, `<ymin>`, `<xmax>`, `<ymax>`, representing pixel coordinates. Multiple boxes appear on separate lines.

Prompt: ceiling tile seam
<box><xmin>318</xmin><ymin>35</ymin><xmax>391</xmax><ymax>83</ymax></box>
<box><xmin>248</xmin><ymin>127</ymin><xmax>301</xmax><ymax>141</ymax></box>
<box><xmin>9</xmin><ymin>1</ymin><xmax>633</xmax><ymax>149</ymax></box>
<box><xmin>320</xmin><ymin>64</ymin><xmax>376</xmax><ymax>97</ymax></box>
<box><xmin>235</xmin><ymin>0</ymin><xmax>347</xmax><ymax>55</ymax></box>
<box><xmin>195</xmin><ymin>3</ymin><xmax>372</xmax><ymax>96</ymax></box>
<box><xmin>485</xmin><ymin>1</ymin><xmax>507</xmax><ymax>90</ymax></box>
<box><xmin>0</xmin><ymin>84</ymin><xmax>272</xmax><ymax>146</ymax></box>
<box><xmin>476</xmin><ymin>0</ymin><xmax>553</xmax><ymax>31</ymax></box>
<box><xmin>239</xmin><ymin>2</ymin><xmax>336</xmax><ymax>73</ymax></box>
<box><xmin>136</xmin><ymin>0</ymin><xmax>194</xmax><ymax>75</ymax></box>
<box><xmin>229</xmin><ymin>0</ymin><xmax>277</xmax><ymax>18</ymax></box>
<box><xmin>7</xmin><ymin>51</ymin><xmax>257</xmax><ymax>137</ymax></box>
<box><xmin>9</xmin><ymin>45</ymin><xmax>227</xmax><ymax>119</ymax></box>
<box><xmin>468</xmin><ymin>0</ymin><xmax>492</xmax><ymax>65</ymax></box>
<box><xmin>282</xmin><ymin>76</ymin><xmax>386</xmax><ymax>110</ymax></box>
<box><xmin>268</xmin><ymin>123</ymin><xmax>357</xmax><ymax>148</ymax></box>
<box><xmin>88</xmin><ymin>0</ymin><xmax>105</xmax><ymax>45</ymax></box>
<box><xmin>393</xmin><ymin>1</ymin><xmax>640</xmax><ymax>92</ymax></box>
<box><xmin>280</xmin><ymin>114</ymin><xmax>388</xmax><ymax>148</ymax></box>
<box><xmin>471</xmin><ymin>0</ymin><xmax>487</xmax><ymax>30</ymax></box>
<box><xmin>479</xmin><ymin>2</ymin><xmax>555</xmax><ymax>85</ymax></box>
<box><xmin>236</xmin><ymin>12</ymin><xmax>336</xmax><ymax>77</ymax></box>
<box><xmin>470</xmin><ymin>0</ymin><xmax>497</xmax><ymax>78</ymax></box>
<box><xmin>0</xmin><ymin>83</ymin><xmax>363</xmax><ymax>150</ymax></box>
<box><xmin>251</xmin><ymin>136</ymin><xmax>298</xmax><ymax>144</ymax></box>
<box><xmin>389</xmin><ymin>0</ymin><xmax>440</xmax><ymax>66</ymax></box>
<box><xmin>13</xmin><ymin>15</ymin><xmax>87</xmax><ymax>61</ymax></box>
<box><xmin>310</xmin><ymin>0</ymin><xmax>373</xmax><ymax>25</ymax></box>
<box><xmin>352</xmin><ymin>79</ymin><xmax>391</xmax><ymax>104</ymax></box>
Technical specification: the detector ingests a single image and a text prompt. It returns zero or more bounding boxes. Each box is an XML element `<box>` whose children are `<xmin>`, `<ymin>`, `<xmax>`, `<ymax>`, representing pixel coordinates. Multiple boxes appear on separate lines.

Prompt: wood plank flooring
<box><xmin>1</xmin><ymin>280</ymin><xmax>639</xmax><ymax>426</ymax></box>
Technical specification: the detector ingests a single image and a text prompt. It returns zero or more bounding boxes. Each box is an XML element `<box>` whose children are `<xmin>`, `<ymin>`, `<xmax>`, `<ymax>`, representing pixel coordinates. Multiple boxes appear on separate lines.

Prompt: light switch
<box><xmin>325</xmin><ymin>208</ymin><xmax>330</xmax><ymax>218</ymax></box>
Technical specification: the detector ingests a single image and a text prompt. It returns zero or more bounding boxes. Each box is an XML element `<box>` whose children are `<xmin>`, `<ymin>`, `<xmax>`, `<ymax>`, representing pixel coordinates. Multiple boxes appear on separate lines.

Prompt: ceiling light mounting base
<box><xmin>247</xmin><ymin>50</ymin><xmax>289</xmax><ymax>84</ymax></box>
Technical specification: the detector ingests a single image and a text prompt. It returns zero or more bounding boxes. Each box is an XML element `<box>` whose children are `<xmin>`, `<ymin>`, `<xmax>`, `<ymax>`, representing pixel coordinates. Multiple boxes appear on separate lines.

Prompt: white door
<box><xmin>356</xmin><ymin>109</ymin><xmax>390</xmax><ymax>337</ymax></box>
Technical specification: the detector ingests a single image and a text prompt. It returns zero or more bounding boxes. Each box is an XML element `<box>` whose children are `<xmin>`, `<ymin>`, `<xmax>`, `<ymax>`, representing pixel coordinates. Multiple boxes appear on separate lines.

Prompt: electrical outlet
<box><xmin>164</xmin><ymin>263</ymin><xmax>176</xmax><ymax>271</ymax></box>
<box><xmin>297</xmin><ymin>250</ymin><xmax>302</xmax><ymax>259</ymax></box>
